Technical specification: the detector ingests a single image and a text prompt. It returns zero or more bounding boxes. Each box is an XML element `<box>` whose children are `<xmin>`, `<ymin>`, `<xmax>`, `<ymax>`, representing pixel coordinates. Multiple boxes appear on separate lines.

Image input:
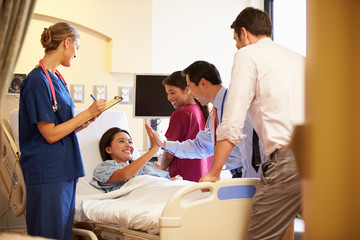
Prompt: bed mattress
<box><xmin>74</xmin><ymin>175</ymin><xmax>208</xmax><ymax>234</ymax></box>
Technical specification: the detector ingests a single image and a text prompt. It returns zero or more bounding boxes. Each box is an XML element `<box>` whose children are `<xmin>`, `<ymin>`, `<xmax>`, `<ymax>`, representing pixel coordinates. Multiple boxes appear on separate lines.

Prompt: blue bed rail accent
<box><xmin>217</xmin><ymin>185</ymin><xmax>256</xmax><ymax>200</ymax></box>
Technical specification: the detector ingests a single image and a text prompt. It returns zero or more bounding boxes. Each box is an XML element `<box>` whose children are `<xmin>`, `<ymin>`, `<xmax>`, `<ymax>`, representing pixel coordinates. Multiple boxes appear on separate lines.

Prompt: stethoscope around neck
<box><xmin>38</xmin><ymin>59</ymin><xmax>68</xmax><ymax>112</ymax></box>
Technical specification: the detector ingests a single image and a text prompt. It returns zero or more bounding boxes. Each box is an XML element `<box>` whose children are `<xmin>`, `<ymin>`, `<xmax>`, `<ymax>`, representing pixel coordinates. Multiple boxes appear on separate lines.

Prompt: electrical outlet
<box><xmin>93</xmin><ymin>85</ymin><xmax>107</xmax><ymax>100</ymax></box>
<box><xmin>71</xmin><ymin>84</ymin><xmax>84</xmax><ymax>103</ymax></box>
<box><xmin>119</xmin><ymin>87</ymin><xmax>132</xmax><ymax>104</ymax></box>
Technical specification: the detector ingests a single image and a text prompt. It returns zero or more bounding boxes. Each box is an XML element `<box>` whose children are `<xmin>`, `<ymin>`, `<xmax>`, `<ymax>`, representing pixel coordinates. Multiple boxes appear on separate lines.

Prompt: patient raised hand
<box><xmin>90</xmin><ymin>125</ymin><xmax>181</xmax><ymax>192</ymax></box>
<box><xmin>145</xmin><ymin>122</ymin><xmax>166</xmax><ymax>148</ymax></box>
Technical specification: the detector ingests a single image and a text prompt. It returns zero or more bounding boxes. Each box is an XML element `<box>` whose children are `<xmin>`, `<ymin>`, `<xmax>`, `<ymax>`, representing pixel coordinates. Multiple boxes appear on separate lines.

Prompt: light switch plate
<box><xmin>119</xmin><ymin>87</ymin><xmax>132</xmax><ymax>104</ymax></box>
<box><xmin>70</xmin><ymin>84</ymin><xmax>84</xmax><ymax>103</ymax></box>
<box><xmin>93</xmin><ymin>85</ymin><xmax>107</xmax><ymax>100</ymax></box>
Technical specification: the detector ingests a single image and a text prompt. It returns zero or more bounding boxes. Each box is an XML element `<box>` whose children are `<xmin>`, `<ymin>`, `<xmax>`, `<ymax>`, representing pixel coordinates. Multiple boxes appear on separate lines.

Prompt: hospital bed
<box><xmin>1</xmin><ymin>109</ymin><xmax>259</xmax><ymax>240</ymax></box>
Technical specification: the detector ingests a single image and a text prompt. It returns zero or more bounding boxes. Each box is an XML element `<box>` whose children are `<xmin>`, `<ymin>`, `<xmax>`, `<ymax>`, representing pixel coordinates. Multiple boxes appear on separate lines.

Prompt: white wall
<box><xmin>33</xmin><ymin>0</ymin><xmax>153</xmax><ymax>73</ymax></box>
<box><xmin>152</xmin><ymin>0</ymin><xmax>263</xmax><ymax>86</ymax></box>
<box><xmin>273</xmin><ymin>0</ymin><xmax>307</xmax><ymax>56</ymax></box>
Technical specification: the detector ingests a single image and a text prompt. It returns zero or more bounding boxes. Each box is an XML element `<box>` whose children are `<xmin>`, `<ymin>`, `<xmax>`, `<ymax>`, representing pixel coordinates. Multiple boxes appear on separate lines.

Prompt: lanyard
<box><xmin>212</xmin><ymin>88</ymin><xmax>228</xmax><ymax>145</ymax></box>
<box><xmin>219</xmin><ymin>89</ymin><xmax>228</xmax><ymax>123</ymax></box>
<box><xmin>38</xmin><ymin>59</ymin><xmax>67</xmax><ymax>112</ymax></box>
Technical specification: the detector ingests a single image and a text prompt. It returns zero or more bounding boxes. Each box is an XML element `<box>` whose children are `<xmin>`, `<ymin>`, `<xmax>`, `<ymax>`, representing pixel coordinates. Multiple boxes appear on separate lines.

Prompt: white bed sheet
<box><xmin>75</xmin><ymin>175</ymin><xmax>209</xmax><ymax>234</ymax></box>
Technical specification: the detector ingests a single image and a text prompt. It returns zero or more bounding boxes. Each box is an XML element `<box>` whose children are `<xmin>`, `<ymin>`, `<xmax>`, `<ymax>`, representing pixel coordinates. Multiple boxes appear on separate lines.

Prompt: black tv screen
<box><xmin>134</xmin><ymin>74</ymin><xmax>174</xmax><ymax>118</ymax></box>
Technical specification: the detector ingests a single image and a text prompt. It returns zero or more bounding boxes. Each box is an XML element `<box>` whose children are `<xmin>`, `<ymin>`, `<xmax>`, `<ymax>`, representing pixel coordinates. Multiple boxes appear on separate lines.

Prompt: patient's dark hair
<box><xmin>162</xmin><ymin>71</ymin><xmax>209</xmax><ymax>119</ymax></box>
<box><xmin>99</xmin><ymin>127</ymin><xmax>132</xmax><ymax>161</ymax></box>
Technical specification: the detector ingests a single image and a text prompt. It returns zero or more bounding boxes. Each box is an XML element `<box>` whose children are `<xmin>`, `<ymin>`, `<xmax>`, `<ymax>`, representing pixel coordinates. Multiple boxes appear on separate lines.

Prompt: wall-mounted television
<box><xmin>133</xmin><ymin>74</ymin><xmax>174</xmax><ymax>118</ymax></box>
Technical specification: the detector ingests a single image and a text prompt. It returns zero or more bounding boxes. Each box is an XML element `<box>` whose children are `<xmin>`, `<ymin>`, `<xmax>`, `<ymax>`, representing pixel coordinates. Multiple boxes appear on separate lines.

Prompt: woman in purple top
<box><xmin>159</xmin><ymin>71</ymin><xmax>212</xmax><ymax>182</ymax></box>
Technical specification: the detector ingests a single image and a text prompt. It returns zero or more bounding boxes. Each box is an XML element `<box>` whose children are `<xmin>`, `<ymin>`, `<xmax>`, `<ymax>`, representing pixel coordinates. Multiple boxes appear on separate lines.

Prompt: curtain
<box><xmin>0</xmin><ymin>0</ymin><xmax>36</xmax><ymax>106</ymax></box>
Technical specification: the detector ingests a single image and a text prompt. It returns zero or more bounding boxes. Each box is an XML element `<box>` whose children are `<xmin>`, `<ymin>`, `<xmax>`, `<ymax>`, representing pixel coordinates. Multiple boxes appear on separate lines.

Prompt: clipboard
<box><xmin>82</xmin><ymin>96</ymin><xmax>123</xmax><ymax>124</ymax></box>
<box><xmin>104</xmin><ymin>96</ymin><xmax>123</xmax><ymax>110</ymax></box>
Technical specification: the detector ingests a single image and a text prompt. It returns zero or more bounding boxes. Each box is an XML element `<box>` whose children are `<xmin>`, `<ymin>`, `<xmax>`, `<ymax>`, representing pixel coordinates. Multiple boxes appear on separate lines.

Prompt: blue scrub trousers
<box><xmin>26</xmin><ymin>179</ymin><xmax>77</xmax><ymax>240</ymax></box>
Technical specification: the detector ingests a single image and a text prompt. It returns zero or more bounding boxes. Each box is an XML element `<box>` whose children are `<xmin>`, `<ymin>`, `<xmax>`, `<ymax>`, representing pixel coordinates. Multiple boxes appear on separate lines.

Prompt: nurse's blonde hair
<box><xmin>40</xmin><ymin>22</ymin><xmax>80</xmax><ymax>52</ymax></box>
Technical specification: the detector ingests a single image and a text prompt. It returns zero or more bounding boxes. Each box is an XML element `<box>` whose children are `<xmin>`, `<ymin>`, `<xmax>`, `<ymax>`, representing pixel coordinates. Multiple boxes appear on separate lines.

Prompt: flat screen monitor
<box><xmin>134</xmin><ymin>74</ymin><xmax>174</xmax><ymax>118</ymax></box>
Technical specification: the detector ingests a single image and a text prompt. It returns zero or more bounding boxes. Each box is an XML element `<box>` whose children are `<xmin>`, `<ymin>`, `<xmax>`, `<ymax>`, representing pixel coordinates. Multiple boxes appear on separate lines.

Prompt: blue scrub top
<box><xmin>19</xmin><ymin>66</ymin><xmax>84</xmax><ymax>185</ymax></box>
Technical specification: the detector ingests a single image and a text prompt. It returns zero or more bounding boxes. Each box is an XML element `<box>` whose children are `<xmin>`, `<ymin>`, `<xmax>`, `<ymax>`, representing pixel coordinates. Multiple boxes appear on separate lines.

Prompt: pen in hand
<box><xmin>90</xmin><ymin>94</ymin><xmax>97</xmax><ymax>101</ymax></box>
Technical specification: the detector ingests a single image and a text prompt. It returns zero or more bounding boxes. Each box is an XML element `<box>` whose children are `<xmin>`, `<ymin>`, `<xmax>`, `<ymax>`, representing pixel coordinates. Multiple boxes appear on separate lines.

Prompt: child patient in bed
<box><xmin>90</xmin><ymin>126</ymin><xmax>181</xmax><ymax>192</ymax></box>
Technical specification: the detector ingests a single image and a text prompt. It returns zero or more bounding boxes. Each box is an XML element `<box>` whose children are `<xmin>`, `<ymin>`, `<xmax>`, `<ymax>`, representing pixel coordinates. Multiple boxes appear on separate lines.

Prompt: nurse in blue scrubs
<box><xmin>19</xmin><ymin>22</ymin><xmax>106</xmax><ymax>240</ymax></box>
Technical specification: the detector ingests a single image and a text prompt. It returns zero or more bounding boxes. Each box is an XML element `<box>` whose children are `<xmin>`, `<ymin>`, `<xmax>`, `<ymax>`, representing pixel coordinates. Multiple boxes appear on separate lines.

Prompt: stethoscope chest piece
<box><xmin>52</xmin><ymin>103</ymin><xmax>60</xmax><ymax>112</ymax></box>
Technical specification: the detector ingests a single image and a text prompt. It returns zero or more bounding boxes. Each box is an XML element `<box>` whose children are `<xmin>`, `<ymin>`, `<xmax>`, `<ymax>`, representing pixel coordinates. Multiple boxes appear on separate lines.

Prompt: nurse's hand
<box><xmin>76</xmin><ymin>100</ymin><xmax>105</xmax><ymax>132</ymax></box>
<box><xmin>75</xmin><ymin>115</ymin><xmax>99</xmax><ymax>132</ymax></box>
<box><xmin>88</xmin><ymin>99</ymin><xmax>106</xmax><ymax>116</ymax></box>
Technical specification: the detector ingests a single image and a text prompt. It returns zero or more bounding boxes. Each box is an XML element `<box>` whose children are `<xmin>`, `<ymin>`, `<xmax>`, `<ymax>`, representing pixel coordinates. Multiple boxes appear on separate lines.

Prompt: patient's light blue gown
<box><xmin>90</xmin><ymin>160</ymin><xmax>170</xmax><ymax>192</ymax></box>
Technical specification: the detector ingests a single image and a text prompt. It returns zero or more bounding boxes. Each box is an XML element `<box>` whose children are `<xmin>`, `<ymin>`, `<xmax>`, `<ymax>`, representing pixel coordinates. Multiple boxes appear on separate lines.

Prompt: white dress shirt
<box><xmin>216</xmin><ymin>37</ymin><xmax>305</xmax><ymax>157</ymax></box>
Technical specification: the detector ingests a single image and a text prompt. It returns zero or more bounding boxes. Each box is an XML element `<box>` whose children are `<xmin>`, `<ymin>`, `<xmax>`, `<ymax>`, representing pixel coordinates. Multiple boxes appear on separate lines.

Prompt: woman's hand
<box><xmin>152</xmin><ymin>161</ymin><xmax>161</xmax><ymax>169</ymax></box>
<box><xmin>75</xmin><ymin>116</ymin><xmax>98</xmax><ymax>132</ymax></box>
<box><xmin>171</xmin><ymin>175</ymin><xmax>183</xmax><ymax>181</ymax></box>
<box><xmin>87</xmin><ymin>99</ymin><xmax>106</xmax><ymax>118</ymax></box>
<box><xmin>145</xmin><ymin>123</ymin><xmax>160</xmax><ymax>151</ymax></box>
<box><xmin>145</xmin><ymin>122</ymin><xmax>166</xmax><ymax>148</ymax></box>
<box><xmin>37</xmin><ymin>100</ymin><xmax>106</xmax><ymax>144</ymax></box>
<box><xmin>76</xmin><ymin>100</ymin><xmax>105</xmax><ymax>132</ymax></box>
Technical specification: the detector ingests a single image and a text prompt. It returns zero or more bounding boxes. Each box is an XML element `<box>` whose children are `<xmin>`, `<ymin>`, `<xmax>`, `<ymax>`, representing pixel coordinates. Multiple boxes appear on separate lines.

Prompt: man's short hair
<box><xmin>231</xmin><ymin>7</ymin><xmax>272</xmax><ymax>38</ymax></box>
<box><xmin>182</xmin><ymin>60</ymin><xmax>222</xmax><ymax>86</ymax></box>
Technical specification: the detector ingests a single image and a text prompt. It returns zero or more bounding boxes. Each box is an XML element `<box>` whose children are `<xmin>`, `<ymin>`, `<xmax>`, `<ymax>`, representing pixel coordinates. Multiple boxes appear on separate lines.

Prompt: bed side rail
<box><xmin>0</xmin><ymin>119</ymin><xmax>26</xmax><ymax>217</ymax></box>
<box><xmin>160</xmin><ymin>178</ymin><xmax>259</xmax><ymax>240</ymax></box>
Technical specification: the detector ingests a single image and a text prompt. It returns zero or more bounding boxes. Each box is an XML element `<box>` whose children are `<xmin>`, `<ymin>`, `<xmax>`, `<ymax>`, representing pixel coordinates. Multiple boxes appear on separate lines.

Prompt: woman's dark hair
<box><xmin>182</xmin><ymin>60</ymin><xmax>222</xmax><ymax>86</ymax></box>
<box><xmin>99</xmin><ymin>127</ymin><xmax>132</xmax><ymax>162</ymax></box>
<box><xmin>162</xmin><ymin>71</ymin><xmax>187</xmax><ymax>91</ymax></box>
<box><xmin>230</xmin><ymin>7</ymin><xmax>272</xmax><ymax>38</ymax></box>
<box><xmin>162</xmin><ymin>71</ymin><xmax>209</xmax><ymax>119</ymax></box>
<box><xmin>41</xmin><ymin>22</ymin><xmax>80</xmax><ymax>53</ymax></box>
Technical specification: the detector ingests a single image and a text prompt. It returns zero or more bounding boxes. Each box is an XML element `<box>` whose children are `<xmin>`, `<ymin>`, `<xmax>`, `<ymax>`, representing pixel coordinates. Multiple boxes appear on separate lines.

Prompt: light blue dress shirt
<box><xmin>165</xmin><ymin>86</ymin><xmax>265</xmax><ymax>178</ymax></box>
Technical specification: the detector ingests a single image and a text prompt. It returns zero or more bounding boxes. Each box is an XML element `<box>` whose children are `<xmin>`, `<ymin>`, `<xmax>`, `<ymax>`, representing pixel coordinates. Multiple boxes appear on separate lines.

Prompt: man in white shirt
<box><xmin>200</xmin><ymin>7</ymin><xmax>305</xmax><ymax>239</ymax></box>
